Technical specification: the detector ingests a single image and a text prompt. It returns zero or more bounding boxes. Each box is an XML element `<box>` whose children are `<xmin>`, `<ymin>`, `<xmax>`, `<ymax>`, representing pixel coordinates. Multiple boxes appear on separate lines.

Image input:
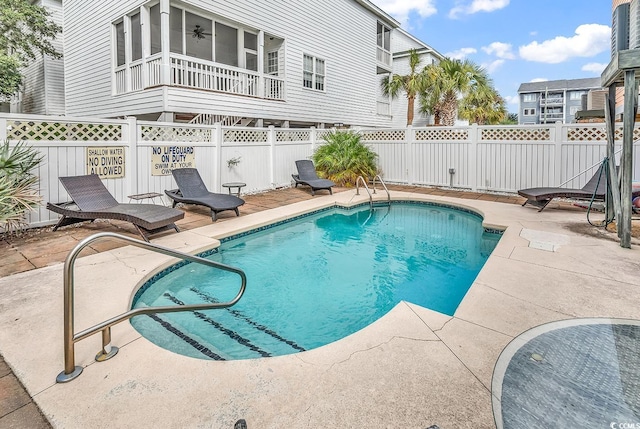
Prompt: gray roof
<box><xmin>518</xmin><ymin>77</ymin><xmax>602</xmax><ymax>93</ymax></box>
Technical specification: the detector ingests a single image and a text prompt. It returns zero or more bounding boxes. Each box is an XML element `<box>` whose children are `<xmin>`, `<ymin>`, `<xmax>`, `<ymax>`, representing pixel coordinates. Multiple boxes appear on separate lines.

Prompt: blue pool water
<box><xmin>131</xmin><ymin>202</ymin><xmax>501</xmax><ymax>360</ymax></box>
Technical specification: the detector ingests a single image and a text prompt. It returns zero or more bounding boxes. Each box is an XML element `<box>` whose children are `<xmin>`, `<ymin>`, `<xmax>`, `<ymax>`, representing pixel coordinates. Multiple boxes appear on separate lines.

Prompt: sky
<box><xmin>369</xmin><ymin>0</ymin><xmax>612</xmax><ymax>114</ymax></box>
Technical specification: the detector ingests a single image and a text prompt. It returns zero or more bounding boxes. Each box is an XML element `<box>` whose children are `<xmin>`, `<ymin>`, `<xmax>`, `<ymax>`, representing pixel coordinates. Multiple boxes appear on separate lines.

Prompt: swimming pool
<box><xmin>131</xmin><ymin>202</ymin><xmax>501</xmax><ymax>360</ymax></box>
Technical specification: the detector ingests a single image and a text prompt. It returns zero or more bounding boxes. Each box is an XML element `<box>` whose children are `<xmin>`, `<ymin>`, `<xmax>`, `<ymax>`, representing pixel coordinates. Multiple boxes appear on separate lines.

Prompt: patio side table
<box><xmin>222</xmin><ymin>182</ymin><xmax>246</xmax><ymax>196</ymax></box>
<box><xmin>127</xmin><ymin>192</ymin><xmax>164</xmax><ymax>204</ymax></box>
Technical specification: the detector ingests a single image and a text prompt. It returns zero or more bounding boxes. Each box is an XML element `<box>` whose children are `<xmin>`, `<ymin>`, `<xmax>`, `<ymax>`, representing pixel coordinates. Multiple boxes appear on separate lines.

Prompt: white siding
<box><xmin>43</xmin><ymin>0</ymin><xmax>65</xmax><ymax>115</ymax></box>
<box><xmin>390</xmin><ymin>29</ymin><xmax>423</xmax><ymax>53</ymax></box>
<box><xmin>63</xmin><ymin>0</ymin><xmax>395</xmax><ymax>127</ymax></box>
<box><xmin>20</xmin><ymin>0</ymin><xmax>65</xmax><ymax>115</ymax></box>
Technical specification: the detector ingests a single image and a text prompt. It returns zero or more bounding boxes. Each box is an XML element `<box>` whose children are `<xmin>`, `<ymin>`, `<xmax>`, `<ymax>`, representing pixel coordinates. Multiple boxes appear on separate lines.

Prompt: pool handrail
<box><xmin>355</xmin><ymin>175</ymin><xmax>391</xmax><ymax>210</ymax></box>
<box><xmin>56</xmin><ymin>231</ymin><xmax>247</xmax><ymax>383</ymax></box>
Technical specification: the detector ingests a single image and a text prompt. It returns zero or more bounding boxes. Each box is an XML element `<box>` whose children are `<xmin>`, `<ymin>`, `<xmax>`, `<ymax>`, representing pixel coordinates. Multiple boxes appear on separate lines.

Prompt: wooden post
<box><xmin>620</xmin><ymin>70</ymin><xmax>636</xmax><ymax>248</ymax></box>
<box><xmin>604</xmin><ymin>89</ymin><xmax>622</xmax><ymax>226</ymax></box>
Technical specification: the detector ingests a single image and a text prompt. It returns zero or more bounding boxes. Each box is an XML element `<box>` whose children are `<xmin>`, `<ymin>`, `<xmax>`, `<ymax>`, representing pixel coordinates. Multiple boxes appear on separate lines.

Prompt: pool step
<box><xmin>134</xmin><ymin>287</ymin><xmax>306</xmax><ymax>360</ymax></box>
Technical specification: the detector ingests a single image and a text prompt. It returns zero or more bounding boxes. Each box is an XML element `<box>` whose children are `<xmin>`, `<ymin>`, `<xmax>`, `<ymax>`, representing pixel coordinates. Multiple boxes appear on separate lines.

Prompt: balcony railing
<box><xmin>377</xmin><ymin>46</ymin><xmax>391</xmax><ymax>68</ymax></box>
<box><xmin>540</xmin><ymin>96</ymin><xmax>564</xmax><ymax>105</ymax></box>
<box><xmin>114</xmin><ymin>53</ymin><xmax>285</xmax><ymax>101</ymax></box>
<box><xmin>540</xmin><ymin>112</ymin><xmax>564</xmax><ymax>122</ymax></box>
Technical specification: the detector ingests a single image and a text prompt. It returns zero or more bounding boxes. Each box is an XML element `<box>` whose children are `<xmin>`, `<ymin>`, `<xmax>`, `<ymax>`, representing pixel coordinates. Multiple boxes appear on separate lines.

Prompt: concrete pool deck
<box><xmin>0</xmin><ymin>187</ymin><xmax>639</xmax><ymax>428</ymax></box>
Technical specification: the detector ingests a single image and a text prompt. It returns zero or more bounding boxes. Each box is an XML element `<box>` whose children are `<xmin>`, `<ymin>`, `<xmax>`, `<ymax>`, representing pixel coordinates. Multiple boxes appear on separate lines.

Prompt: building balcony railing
<box><xmin>540</xmin><ymin>112</ymin><xmax>564</xmax><ymax>122</ymax></box>
<box><xmin>540</xmin><ymin>96</ymin><xmax>564</xmax><ymax>105</ymax></box>
<box><xmin>115</xmin><ymin>53</ymin><xmax>285</xmax><ymax>101</ymax></box>
<box><xmin>376</xmin><ymin>46</ymin><xmax>391</xmax><ymax>73</ymax></box>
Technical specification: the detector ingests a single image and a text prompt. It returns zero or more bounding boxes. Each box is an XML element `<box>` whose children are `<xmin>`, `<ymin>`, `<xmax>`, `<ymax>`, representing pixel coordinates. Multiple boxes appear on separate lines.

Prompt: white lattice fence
<box><xmin>141</xmin><ymin>125</ymin><xmax>212</xmax><ymax>142</ymax></box>
<box><xmin>481</xmin><ymin>127</ymin><xmax>551</xmax><ymax>141</ymax></box>
<box><xmin>415</xmin><ymin>128</ymin><xmax>468</xmax><ymax>141</ymax></box>
<box><xmin>8</xmin><ymin>120</ymin><xmax>122</xmax><ymax>141</ymax></box>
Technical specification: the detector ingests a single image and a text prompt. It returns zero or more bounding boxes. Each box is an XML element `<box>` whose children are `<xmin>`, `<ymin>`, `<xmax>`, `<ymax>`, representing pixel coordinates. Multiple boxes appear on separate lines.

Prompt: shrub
<box><xmin>312</xmin><ymin>131</ymin><xmax>378</xmax><ymax>187</ymax></box>
<box><xmin>0</xmin><ymin>139</ymin><xmax>44</xmax><ymax>233</ymax></box>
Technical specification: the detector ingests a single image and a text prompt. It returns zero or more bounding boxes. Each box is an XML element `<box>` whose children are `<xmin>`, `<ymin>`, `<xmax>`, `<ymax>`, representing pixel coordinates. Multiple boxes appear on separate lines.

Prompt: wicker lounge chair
<box><xmin>291</xmin><ymin>160</ymin><xmax>335</xmax><ymax>195</ymax></box>
<box><xmin>164</xmin><ymin>168</ymin><xmax>245</xmax><ymax>221</ymax></box>
<box><xmin>47</xmin><ymin>174</ymin><xmax>184</xmax><ymax>241</ymax></box>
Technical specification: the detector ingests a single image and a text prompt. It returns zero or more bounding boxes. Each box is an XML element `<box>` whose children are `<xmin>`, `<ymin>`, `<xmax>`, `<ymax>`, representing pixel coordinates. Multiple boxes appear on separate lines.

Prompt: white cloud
<box><xmin>504</xmin><ymin>95</ymin><xmax>519</xmax><ymax>105</ymax></box>
<box><xmin>582</xmin><ymin>62</ymin><xmax>607</xmax><ymax>74</ymax></box>
<box><xmin>482</xmin><ymin>42</ymin><xmax>516</xmax><ymax>59</ymax></box>
<box><xmin>483</xmin><ymin>59</ymin><xmax>505</xmax><ymax>73</ymax></box>
<box><xmin>445</xmin><ymin>47</ymin><xmax>478</xmax><ymax>59</ymax></box>
<box><xmin>519</xmin><ymin>24</ymin><xmax>611</xmax><ymax>64</ymax></box>
<box><xmin>370</xmin><ymin>0</ymin><xmax>437</xmax><ymax>26</ymax></box>
<box><xmin>530</xmin><ymin>78</ymin><xmax>548</xmax><ymax>83</ymax></box>
<box><xmin>449</xmin><ymin>0</ymin><xmax>510</xmax><ymax>19</ymax></box>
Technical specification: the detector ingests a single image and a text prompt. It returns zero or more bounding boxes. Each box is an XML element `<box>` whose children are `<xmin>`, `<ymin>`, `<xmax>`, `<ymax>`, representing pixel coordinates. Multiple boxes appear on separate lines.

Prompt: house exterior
<box><xmin>2</xmin><ymin>0</ymin><xmax>65</xmax><ymax>115</ymax></box>
<box><xmin>517</xmin><ymin>78</ymin><xmax>603</xmax><ymax>125</ymax></box>
<box><xmin>58</xmin><ymin>0</ymin><xmax>440</xmax><ymax>128</ymax></box>
<box><xmin>382</xmin><ymin>28</ymin><xmax>443</xmax><ymax>128</ymax></box>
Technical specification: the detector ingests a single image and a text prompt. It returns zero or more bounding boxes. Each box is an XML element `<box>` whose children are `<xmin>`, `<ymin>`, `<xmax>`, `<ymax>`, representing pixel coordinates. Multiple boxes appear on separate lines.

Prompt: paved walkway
<box><xmin>0</xmin><ymin>184</ymin><xmax>610</xmax><ymax>428</ymax></box>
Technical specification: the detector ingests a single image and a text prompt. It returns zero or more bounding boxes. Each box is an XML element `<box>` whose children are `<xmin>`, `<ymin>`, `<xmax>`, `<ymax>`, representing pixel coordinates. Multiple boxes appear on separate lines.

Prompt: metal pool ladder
<box><xmin>356</xmin><ymin>174</ymin><xmax>391</xmax><ymax>210</ymax></box>
<box><xmin>56</xmin><ymin>232</ymin><xmax>247</xmax><ymax>383</ymax></box>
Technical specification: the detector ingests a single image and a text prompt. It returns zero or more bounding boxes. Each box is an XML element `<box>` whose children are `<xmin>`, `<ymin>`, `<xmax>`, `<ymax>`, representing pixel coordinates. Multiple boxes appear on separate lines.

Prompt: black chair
<box><xmin>518</xmin><ymin>164</ymin><xmax>640</xmax><ymax>211</ymax></box>
<box><xmin>291</xmin><ymin>160</ymin><xmax>335</xmax><ymax>195</ymax></box>
<box><xmin>165</xmin><ymin>168</ymin><xmax>244</xmax><ymax>221</ymax></box>
<box><xmin>47</xmin><ymin>174</ymin><xmax>184</xmax><ymax>242</ymax></box>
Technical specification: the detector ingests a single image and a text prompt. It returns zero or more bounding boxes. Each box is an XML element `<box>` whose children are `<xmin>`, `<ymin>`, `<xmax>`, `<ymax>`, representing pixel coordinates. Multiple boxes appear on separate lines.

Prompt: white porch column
<box><xmin>141</xmin><ymin>5</ymin><xmax>150</xmax><ymax>88</ymax></box>
<box><xmin>258</xmin><ymin>31</ymin><xmax>265</xmax><ymax>98</ymax></box>
<box><xmin>160</xmin><ymin>0</ymin><xmax>171</xmax><ymax>86</ymax></box>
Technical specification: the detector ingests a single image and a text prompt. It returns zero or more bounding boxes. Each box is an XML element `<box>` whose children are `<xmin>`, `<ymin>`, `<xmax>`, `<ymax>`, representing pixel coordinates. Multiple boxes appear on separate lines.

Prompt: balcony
<box><xmin>540</xmin><ymin>112</ymin><xmax>564</xmax><ymax>122</ymax></box>
<box><xmin>377</xmin><ymin>46</ymin><xmax>391</xmax><ymax>74</ymax></box>
<box><xmin>540</xmin><ymin>96</ymin><xmax>564</xmax><ymax>106</ymax></box>
<box><xmin>115</xmin><ymin>53</ymin><xmax>285</xmax><ymax>101</ymax></box>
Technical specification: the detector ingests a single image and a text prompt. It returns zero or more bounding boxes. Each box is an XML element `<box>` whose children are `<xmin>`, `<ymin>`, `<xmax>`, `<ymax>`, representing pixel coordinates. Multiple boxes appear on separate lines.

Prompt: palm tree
<box><xmin>419</xmin><ymin>58</ymin><xmax>491</xmax><ymax>126</ymax></box>
<box><xmin>0</xmin><ymin>140</ymin><xmax>44</xmax><ymax>233</ymax></box>
<box><xmin>459</xmin><ymin>85</ymin><xmax>507</xmax><ymax>125</ymax></box>
<box><xmin>380</xmin><ymin>49</ymin><xmax>426</xmax><ymax>126</ymax></box>
<box><xmin>312</xmin><ymin>131</ymin><xmax>378</xmax><ymax>186</ymax></box>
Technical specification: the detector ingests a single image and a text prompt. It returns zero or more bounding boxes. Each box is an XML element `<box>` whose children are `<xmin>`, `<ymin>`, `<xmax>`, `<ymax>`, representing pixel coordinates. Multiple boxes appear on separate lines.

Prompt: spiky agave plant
<box><xmin>0</xmin><ymin>139</ymin><xmax>44</xmax><ymax>233</ymax></box>
<box><xmin>311</xmin><ymin>130</ymin><xmax>378</xmax><ymax>187</ymax></box>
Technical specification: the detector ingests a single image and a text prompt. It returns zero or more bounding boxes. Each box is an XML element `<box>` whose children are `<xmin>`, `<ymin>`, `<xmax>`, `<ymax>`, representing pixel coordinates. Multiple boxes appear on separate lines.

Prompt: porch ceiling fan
<box><xmin>192</xmin><ymin>25</ymin><xmax>212</xmax><ymax>40</ymax></box>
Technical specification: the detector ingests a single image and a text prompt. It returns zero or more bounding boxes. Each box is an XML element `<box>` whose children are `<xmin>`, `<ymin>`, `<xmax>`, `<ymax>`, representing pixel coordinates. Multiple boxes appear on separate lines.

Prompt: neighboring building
<box><xmin>517</xmin><ymin>78</ymin><xmax>603</xmax><ymax>124</ymax></box>
<box><xmin>2</xmin><ymin>0</ymin><xmax>65</xmax><ymax>115</ymax></box>
<box><xmin>383</xmin><ymin>28</ymin><xmax>443</xmax><ymax>128</ymax></box>
<box><xmin>51</xmin><ymin>0</ymin><xmax>441</xmax><ymax>128</ymax></box>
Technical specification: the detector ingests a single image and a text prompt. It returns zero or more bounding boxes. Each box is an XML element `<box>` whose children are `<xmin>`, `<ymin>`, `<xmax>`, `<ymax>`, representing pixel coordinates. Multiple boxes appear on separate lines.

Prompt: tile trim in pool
<box><xmin>132</xmin><ymin>200</ymin><xmax>504</xmax><ymax>303</ymax></box>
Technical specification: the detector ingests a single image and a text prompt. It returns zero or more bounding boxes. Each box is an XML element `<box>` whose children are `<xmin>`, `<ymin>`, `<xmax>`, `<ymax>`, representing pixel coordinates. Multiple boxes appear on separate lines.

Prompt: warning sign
<box><xmin>150</xmin><ymin>146</ymin><xmax>195</xmax><ymax>176</ymax></box>
<box><xmin>86</xmin><ymin>147</ymin><xmax>125</xmax><ymax>178</ymax></box>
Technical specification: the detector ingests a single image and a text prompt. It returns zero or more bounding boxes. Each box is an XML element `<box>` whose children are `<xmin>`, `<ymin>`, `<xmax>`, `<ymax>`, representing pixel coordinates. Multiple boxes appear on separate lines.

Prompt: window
<box><xmin>267</xmin><ymin>51</ymin><xmax>278</xmax><ymax>75</ymax></box>
<box><xmin>569</xmin><ymin>106</ymin><xmax>580</xmax><ymax>115</ymax></box>
<box><xmin>186</xmin><ymin>12</ymin><xmax>212</xmax><ymax>61</ymax></box>
<box><xmin>244</xmin><ymin>31</ymin><xmax>258</xmax><ymax>71</ymax></box>
<box><xmin>169</xmin><ymin>6</ymin><xmax>183</xmax><ymax>54</ymax></box>
<box><xmin>523</xmin><ymin>93</ymin><xmax>536</xmax><ymax>102</ymax></box>
<box><xmin>303</xmin><ymin>54</ymin><xmax>325</xmax><ymax>91</ymax></box>
<box><xmin>150</xmin><ymin>4</ymin><xmax>161</xmax><ymax>55</ymax></box>
<box><xmin>377</xmin><ymin>22</ymin><xmax>390</xmax><ymax>51</ymax></box>
<box><xmin>315</xmin><ymin>58</ymin><xmax>325</xmax><ymax>90</ymax></box>
<box><xmin>523</xmin><ymin>108</ymin><xmax>536</xmax><ymax>116</ymax></box>
<box><xmin>130</xmin><ymin>13</ymin><xmax>142</xmax><ymax>61</ymax></box>
<box><xmin>570</xmin><ymin>91</ymin><xmax>586</xmax><ymax>101</ymax></box>
<box><xmin>115</xmin><ymin>21</ymin><xmax>125</xmax><ymax>66</ymax></box>
<box><xmin>215</xmin><ymin>22</ymin><xmax>238</xmax><ymax>66</ymax></box>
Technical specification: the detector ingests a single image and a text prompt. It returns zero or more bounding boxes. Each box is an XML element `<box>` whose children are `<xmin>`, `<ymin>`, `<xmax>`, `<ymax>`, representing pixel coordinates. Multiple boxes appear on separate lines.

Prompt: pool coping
<box><xmin>1</xmin><ymin>189</ymin><xmax>639</xmax><ymax>428</ymax></box>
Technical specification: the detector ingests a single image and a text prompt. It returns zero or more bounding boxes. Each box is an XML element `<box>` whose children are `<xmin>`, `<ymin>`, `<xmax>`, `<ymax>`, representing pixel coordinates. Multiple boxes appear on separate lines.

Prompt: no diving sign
<box><xmin>86</xmin><ymin>147</ymin><xmax>125</xmax><ymax>178</ymax></box>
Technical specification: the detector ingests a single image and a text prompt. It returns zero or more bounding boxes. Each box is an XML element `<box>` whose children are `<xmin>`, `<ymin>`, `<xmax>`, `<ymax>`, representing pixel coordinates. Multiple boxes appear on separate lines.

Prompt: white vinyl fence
<box><xmin>1</xmin><ymin>114</ymin><xmax>639</xmax><ymax>228</ymax></box>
